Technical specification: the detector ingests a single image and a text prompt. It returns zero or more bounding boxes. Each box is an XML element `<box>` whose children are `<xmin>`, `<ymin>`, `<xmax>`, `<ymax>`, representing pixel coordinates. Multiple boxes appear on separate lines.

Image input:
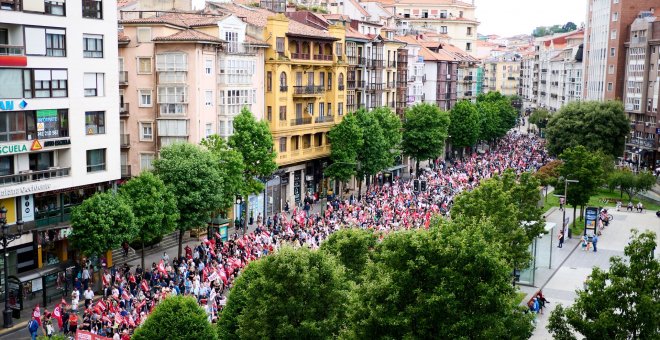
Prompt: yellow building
<box><xmin>482</xmin><ymin>53</ymin><xmax>521</xmax><ymax>96</ymax></box>
<box><xmin>263</xmin><ymin>14</ymin><xmax>348</xmax><ymax>205</ymax></box>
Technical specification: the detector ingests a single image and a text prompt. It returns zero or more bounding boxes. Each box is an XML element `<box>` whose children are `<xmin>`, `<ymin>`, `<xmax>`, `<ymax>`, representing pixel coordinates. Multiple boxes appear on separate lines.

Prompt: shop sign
<box><xmin>0</xmin><ymin>183</ymin><xmax>54</xmax><ymax>198</ymax></box>
<box><xmin>0</xmin><ymin>99</ymin><xmax>27</xmax><ymax>111</ymax></box>
<box><xmin>0</xmin><ymin>142</ymin><xmax>30</xmax><ymax>156</ymax></box>
<box><xmin>44</xmin><ymin>139</ymin><xmax>71</xmax><ymax>147</ymax></box>
<box><xmin>21</xmin><ymin>195</ymin><xmax>34</xmax><ymax>222</ymax></box>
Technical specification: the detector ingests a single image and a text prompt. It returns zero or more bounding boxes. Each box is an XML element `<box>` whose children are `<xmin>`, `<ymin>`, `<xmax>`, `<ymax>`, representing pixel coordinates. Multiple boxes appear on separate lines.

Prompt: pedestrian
<box><xmin>82</xmin><ymin>266</ymin><xmax>90</xmax><ymax>290</ymax></box>
<box><xmin>559</xmin><ymin>197</ymin><xmax>565</xmax><ymax>211</ymax></box>
<box><xmin>627</xmin><ymin>201</ymin><xmax>634</xmax><ymax>211</ymax></box>
<box><xmin>83</xmin><ymin>286</ymin><xmax>94</xmax><ymax>308</ymax></box>
<box><xmin>536</xmin><ymin>291</ymin><xmax>549</xmax><ymax>314</ymax></box>
<box><xmin>616</xmin><ymin>200</ymin><xmax>622</xmax><ymax>211</ymax></box>
<box><xmin>28</xmin><ymin>316</ymin><xmax>40</xmax><ymax>340</ymax></box>
<box><xmin>71</xmin><ymin>288</ymin><xmax>79</xmax><ymax>312</ymax></box>
<box><xmin>636</xmin><ymin>202</ymin><xmax>644</xmax><ymax>213</ymax></box>
<box><xmin>557</xmin><ymin>231</ymin><xmax>564</xmax><ymax>248</ymax></box>
<box><xmin>592</xmin><ymin>234</ymin><xmax>598</xmax><ymax>252</ymax></box>
<box><xmin>122</xmin><ymin>241</ymin><xmax>129</xmax><ymax>257</ymax></box>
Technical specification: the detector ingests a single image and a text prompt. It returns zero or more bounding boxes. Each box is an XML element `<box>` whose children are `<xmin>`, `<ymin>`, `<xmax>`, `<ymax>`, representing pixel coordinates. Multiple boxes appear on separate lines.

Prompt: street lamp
<box><xmin>1</xmin><ymin>207</ymin><xmax>24</xmax><ymax>328</ymax></box>
<box><xmin>234</xmin><ymin>196</ymin><xmax>243</xmax><ymax>235</ymax></box>
<box><xmin>558</xmin><ymin>177</ymin><xmax>579</xmax><ymax>238</ymax></box>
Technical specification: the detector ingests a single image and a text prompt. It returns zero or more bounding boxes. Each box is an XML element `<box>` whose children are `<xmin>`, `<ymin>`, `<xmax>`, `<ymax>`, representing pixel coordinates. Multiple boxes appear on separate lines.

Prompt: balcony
<box><xmin>347</xmin><ymin>80</ymin><xmax>356</xmax><ymax>89</ymax></box>
<box><xmin>291</xmin><ymin>52</ymin><xmax>310</xmax><ymax>60</ymax></box>
<box><xmin>121</xmin><ymin>165</ymin><xmax>131</xmax><ymax>177</ymax></box>
<box><xmin>387</xmin><ymin>60</ymin><xmax>397</xmax><ymax>68</ymax></box>
<box><xmin>120</xmin><ymin>103</ymin><xmax>129</xmax><ymax>117</ymax></box>
<box><xmin>290</xmin><ymin>117</ymin><xmax>312</xmax><ymax>126</ymax></box>
<box><xmin>313</xmin><ymin>54</ymin><xmax>333</xmax><ymax>61</ymax></box>
<box><xmin>280</xmin><ymin>85</ymin><xmax>288</xmax><ymax>92</ymax></box>
<box><xmin>293</xmin><ymin>85</ymin><xmax>325</xmax><ymax>96</ymax></box>
<box><xmin>120</xmin><ymin>133</ymin><xmax>130</xmax><ymax>148</ymax></box>
<box><xmin>368</xmin><ymin>59</ymin><xmax>384</xmax><ymax>68</ymax></box>
<box><xmin>463</xmin><ymin>76</ymin><xmax>473</xmax><ymax>81</ymax></box>
<box><xmin>338</xmin><ymin>84</ymin><xmax>345</xmax><ymax>91</ymax></box>
<box><xmin>368</xmin><ymin>83</ymin><xmax>384</xmax><ymax>91</ymax></box>
<box><xmin>314</xmin><ymin>115</ymin><xmax>334</xmax><ymax>124</ymax></box>
<box><xmin>0</xmin><ymin>44</ymin><xmax>24</xmax><ymax>56</ymax></box>
<box><xmin>386</xmin><ymin>81</ymin><xmax>396</xmax><ymax>89</ymax></box>
<box><xmin>119</xmin><ymin>71</ymin><xmax>128</xmax><ymax>86</ymax></box>
<box><xmin>225</xmin><ymin>43</ymin><xmax>258</xmax><ymax>55</ymax></box>
<box><xmin>0</xmin><ymin>167</ymin><xmax>71</xmax><ymax>187</ymax></box>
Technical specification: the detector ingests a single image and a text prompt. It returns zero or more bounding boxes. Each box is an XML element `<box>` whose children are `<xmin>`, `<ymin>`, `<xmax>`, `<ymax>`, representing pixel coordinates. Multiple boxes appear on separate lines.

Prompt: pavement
<box><xmin>528</xmin><ymin>205</ymin><xmax>660</xmax><ymax>339</ymax></box>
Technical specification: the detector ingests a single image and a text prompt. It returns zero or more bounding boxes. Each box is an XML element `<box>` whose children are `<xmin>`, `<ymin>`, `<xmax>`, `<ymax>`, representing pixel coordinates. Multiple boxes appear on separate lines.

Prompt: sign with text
<box><xmin>21</xmin><ymin>195</ymin><xmax>34</xmax><ymax>222</ymax></box>
<box><xmin>37</xmin><ymin>109</ymin><xmax>60</xmax><ymax>139</ymax></box>
<box><xmin>584</xmin><ymin>206</ymin><xmax>598</xmax><ymax>236</ymax></box>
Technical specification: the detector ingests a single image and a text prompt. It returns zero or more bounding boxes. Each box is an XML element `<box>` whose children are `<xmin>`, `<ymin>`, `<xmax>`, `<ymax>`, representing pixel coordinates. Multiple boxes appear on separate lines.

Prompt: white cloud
<box><xmin>475</xmin><ymin>0</ymin><xmax>587</xmax><ymax>37</ymax></box>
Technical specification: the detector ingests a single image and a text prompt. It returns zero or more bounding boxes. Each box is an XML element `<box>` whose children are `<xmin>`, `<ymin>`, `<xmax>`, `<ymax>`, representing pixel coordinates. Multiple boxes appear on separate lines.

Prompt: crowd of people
<box><xmin>29</xmin><ymin>132</ymin><xmax>549</xmax><ymax>339</ymax></box>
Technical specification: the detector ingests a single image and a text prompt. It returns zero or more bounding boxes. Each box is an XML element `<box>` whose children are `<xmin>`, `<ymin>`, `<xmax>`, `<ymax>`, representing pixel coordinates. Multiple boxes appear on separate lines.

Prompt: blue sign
<box><xmin>584</xmin><ymin>207</ymin><xmax>598</xmax><ymax>235</ymax></box>
<box><xmin>0</xmin><ymin>100</ymin><xmax>27</xmax><ymax>111</ymax></box>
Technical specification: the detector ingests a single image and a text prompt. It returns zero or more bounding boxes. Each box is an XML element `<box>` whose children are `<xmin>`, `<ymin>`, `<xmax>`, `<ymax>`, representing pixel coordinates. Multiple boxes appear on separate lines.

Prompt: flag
<box><xmin>32</xmin><ymin>305</ymin><xmax>41</xmax><ymax>326</ymax></box>
<box><xmin>114</xmin><ymin>314</ymin><xmax>123</xmax><ymax>326</ymax></box>
<box><xmin>121</xmin><ymin>290</ymin><xmax>130</xmax><ymax>301</ymax></box>
<box><xmin>96</xmin><ymin>300</ymin><xmax>107</xmax><ymax>312</ymax></box>
<box><xmin>102</xmin><ymin>273</ymin><xmax>110</xmax><ymax>286</ymax></box>
<box><xmin>60</xmin><ymin>297</ymin><xmax>68</xmax><ymax>306</ymax></box>
<box><xmin>157</xmin><ymin>260</ymin><xmax>167</xmax><ymax>275</ymax></box>
<box><xmin>207</xmin><ymin>270</ymin><xmax>218</xmax><ymax>282</ymax></box>
<box><xmin>128</xmin><ymin>314</ymin><xmax>136</xmax><ymax>328</ymax></box>
<box><xmin>141</xmin><ymin>280</ymin><xmax>149</xmax><ymax>292</ymax></box>
<box><xmin>52</xmin><ymin>305</ymin><xmax>63</xmax><ymax>329</ymax></box>
<box><xmin>218</xmin><ymin>270</ymin><xmax>228</xmax><ymax>284</ymax></box>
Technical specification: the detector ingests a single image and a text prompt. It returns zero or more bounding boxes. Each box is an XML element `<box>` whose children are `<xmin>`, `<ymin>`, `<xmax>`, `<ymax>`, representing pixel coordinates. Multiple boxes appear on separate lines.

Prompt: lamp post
<box><xmin>234</xmin><ymin>196</ymin><xmax>243</xmax><ymax>235</ymax></box>
<box><xmin>1</xmin><ymin>207</ymin><xmax>24</xmax><ymax>328</ymax></box>
<box><xmin>558</xmin><ymin>177</ymin><xmax>579</xmax><ymax>238</ymax></box>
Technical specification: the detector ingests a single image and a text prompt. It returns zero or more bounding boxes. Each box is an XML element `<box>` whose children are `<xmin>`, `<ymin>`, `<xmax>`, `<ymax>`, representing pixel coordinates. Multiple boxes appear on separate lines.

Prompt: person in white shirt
<box><xmin>83</xmin><ymin>287</ymin><xmax>94</xmax><ymax>308</ymax></box>
<box><xmin>71</xmin><ymin>289</ymin><xmax>79</xmax><ymax>311</ymax></box>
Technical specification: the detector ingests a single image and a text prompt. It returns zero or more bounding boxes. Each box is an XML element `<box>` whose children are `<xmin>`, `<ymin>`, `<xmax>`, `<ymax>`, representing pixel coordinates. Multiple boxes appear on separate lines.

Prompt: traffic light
<box><xmin>420</xmin><ymin>180</ymin><xmax>427</xmax><ymax>192</ymax></box>
<box><xmin>413</xmin><ymin>179</ymin><xmax>420</xmax><ymax>192</ymax></box>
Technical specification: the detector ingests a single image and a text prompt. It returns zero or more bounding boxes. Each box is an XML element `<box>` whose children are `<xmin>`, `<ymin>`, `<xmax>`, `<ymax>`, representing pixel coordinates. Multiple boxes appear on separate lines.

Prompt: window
<box><xmin>276</xmin><ymin>37</ymin><xmax>285</xmax><ymax>54</ymax></box>
<box><xmin>612</xmin><ymin>12</ymin><xmax>618</xmax><ymax>21</ymax></box>
<box><xmin>85</xmin><ymin>111</ymin><xmax>105</xmax><ymax>135</ymax></box>
<box><xmin>219</xmin><ymin>58</ymin><xmax>255</xmax><ymax>84</ymax></box>
<box><xmin>86</xmin><ymin>149</ymin><xmax>106</xmax><ymax>172</ymax></box>
<box><xmin>0</xmin><ymin>156</ymin><xmax>13</xmax><ymax>176</ymax></box>
<box><xmin>279</xmin><ymin>106</ymin><xmax>286</xmax><ymax>120</ymax></box>
<box><xmin>338</xmin><ymin>73</ymin><xmax>344</xmax><ymax>89</ymax></box>
<box><xmin>45</xmin><ymin>0</ymin><xmax>65</xmax><ymax>15</ymax></box>
<box><xmin>205</xmin><ymin>123</ymin><xmax>212</xmax><ymax>137</ymax></box>
<box><xmin>307</xmin><ymin>103</ymin><xmax>314</xmax><ymax>116</ymax></box>
<box><xmin>279</xmin><ymin>137</ymin><xmax>286</xmax><ymax>152</ymax></box>
<box><xmin>205</xmin><ymin>90</ymin><xmax>213</xmax><ymax>106</ymax></box>
<box><xmin>83</xmin><ymin>34</ymin><xmax>103</xmax><ymax>58</ymax></box>
<box><xmin>137</xmin><ymin>57</ymin><xmax>152</xmax><ymax>74</ymax></box>
<box><xmin>466</xmin><ymin>42</ymin><xmax>471</xmax><ymax>51</ymax></box>
<box><xmin>267</xmin><ymin>106</ymin><xmax>272</xmax><ymax>121</ymax></box>
<box><xmin>608</xmin><ymin>64</ymin><xmax>614</xmax><ymax>74</ymax></box>
<box><xmin>335</xmin><ymin>42</ymin><xmax>342</xmax><ymax>56</ymax></box>
<box><xmin>137</xmin><ymin>27</ymin><xmax>151</xmax><ymax>43</ymax></box>
<box><xmin>158</xmin><ymin>86</ymin><xmax>187</xmax><ymax>115</ymax></box>
<box><xmin>218</xmin><ymin>89</ymin><xmax>256</xmax><ymax>115</ymax></box>
<box><xmin>29</xmin><ymin>151</ymin><xmax>54</xmax><ymax>171</ymax></box>
<box><xmin>31</xmin><ymin>69</ymin><xmax>68</xmax><ymax>98</ymax></box>
<box><xmin>327</xmin><ymin>103</ymin><xmax>332</xmax><ymax>116</ymax></box>
<box><xmin>83</xmin><ymin>73</ymin><xmax>104</xmax><ymax>97</ymax></box>
<box><xmin>205</xmin><ymin>59</ymin><xmax>212</xmax><ymax>75</ymax></box>
<box><xmin>155</xmin><ymin>53</ymin><xmax>187</xmax><ymax>71</ymax></box>
<box><xmin>267</xmin><ymin>71</ymin><xmax>272</xmax><ymax>92</ymax></box>
<box><xmin>607</xmin><ymin>82</ymin><xmax>613</xmax><ymax>91</ymax></box>
<box><xmin>140</xmin><ymin>153</ymin><xmax>154</xmax><ymax>171</ymax></box>
<box><xmin>467</xmin><ymin>27</ymin><xmax>472</xmax><ymax>36</ymax></box>
<box><xmin>338</xmin><ymin>102</ymin><xmax>343</xmax><ymax>116</ymax></box>
<box><xmin>225</xmin><ymin>31</ymin><xmax>238</xmax><ymax>53</ymax></box>
<box><xmin>82</xmin><ymin>0</ymin><xmax>102</xmax><ymax>19</ymax></box>
<box><xmin>328</xmin><ymin>72</ymin><xmax>332</xmax><ymax>89</ymax></box>
<box><xmin>611</xmin><ymin>30</ymin><xmax>617</xmax><ymax>40</ymax></box>
<box><xmin>280</xmin><ymin>72</ymin><xmax>287</xmax><ymax>91</ymax></box>
<box><xmin>610</xmin><ymin>48</ymin><xmax>615</xmax><ymax>57</ymax></box>
<box><xmin>319</xmin><ymin>102</ymin><xmax>324</xmax><ymax>117</ymax></box>
<box><xmin>45</xmin><ymin>30</ymin><xmax>66</xmax><ymax>57</ymax></box>
<box><xmin>138</xmin><ymin>122</ymin><xmax>153</xmax><ymax>141</ymax></box>
<box><xmin>440</xmin><ymin>26</ymin><xmax>447</xmax><ymax>34</ymax></box>
<box><xmin>138</xmin><ymin>89</ymin><xmax>152</xmax><ymax>107</ymax></box>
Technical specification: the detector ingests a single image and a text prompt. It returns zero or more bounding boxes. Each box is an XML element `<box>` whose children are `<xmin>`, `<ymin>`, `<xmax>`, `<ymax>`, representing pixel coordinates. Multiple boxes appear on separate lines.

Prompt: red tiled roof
<box><xmin>346</xmin><ymin>26</ymin><xmax>370</xmax><ymax>40</ymax></box>
<box><xmin>245</xmin><ymin>34</ymin><xmax>269</xmax><ymax>46</ymax></box>
<box><xmin>118</xmin><ymin>32</ymin><xmax>131</xmax><ymax>43</ymax></box>
<box><xmin>119</xmin><ymin>12</ymin><xmax>226</xmax><ymax>28</ymax></box>
<box><xmin>206</xmin><ymin>3</ymin><xmax>272</xmax><ymax>28</ymax></box>
<box><xmin>153</xmin><ymin>29</ymin><xmax>224</xmax><ymax>43</ymax></box>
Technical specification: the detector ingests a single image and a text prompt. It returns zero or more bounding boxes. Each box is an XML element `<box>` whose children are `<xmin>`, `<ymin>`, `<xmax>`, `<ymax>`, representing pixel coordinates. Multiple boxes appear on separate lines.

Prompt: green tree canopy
<box><xmin>346</xmin><ymin>221</ymin><xmax>534</xmax><ymax>339</ymax></box>
<box><xmin>218</xmin><ymin>247</ymin><xmax>348</xmax><ymax>339</ymax></box>
<box><xmin>558</xmin><ymin>145</ymin><xmax>606</xmax><ymax>208</ymax></box>
<box><xmin>228</xmin><ymin>107</ymin><xmax>277</xmax><ymax>196</ymax></box>
<box><xmin>401</xmin><ymin>103</ymin><xmax>450</xmax><ymax>172</ymax></box>
<box><xmin>326</xmin><ymin>113</ymin><xmax>363</xmax><ymax>184</ymax></box>
<box><xmin>153</xmin><ymin>143</ymin><xmax>225</xmax><ymax>257</ymax></box>
<box><xmin>477</xmin><ymin>100</ymin><xmax>501</xmax><ymax>142</ymax></box>
<box><xmin>355</xmin><ymin>109</ymin><xmax>391</xmax><ymax>188</ymax></box>
<box><xmin>607</xmin><ymin>169</ymin><xmax>657</xmax><ymax>201</ymax></box>
<box><xmin>534</xmin><ymin>159</ymin><xmax>562</xmax><ymax>188</ymax></box>
<box><xmin>133</xmin><ymin>295</ymin><xmax>217</xmax><ymax>340</ymax></box>
<box><xmin>371</xmin><ymin>106</ymin><xmax>403</xmax><ymax>154</ymax></box>
<box><xmin>449</xmin><ymin>100</ymin><xmax>480</xmax><ymax>149</ymax></box>
<box><xmin>548</xmin><ymin>230</ymin><xmax>660</xmax><ymax>339</ymax></box>
<box><xmin>477</xmin><ymin>91</ymin><xmax>517</xmax><ymax>138</ymax></box>
<box><xmin>528</xmin><ymin>108</ymin><xmax>551</xmax><ymax>130</ymax></box>
<box><xmin>119</xmin><ymin>172</ymin><xmax>178</xmax><ymax>268</ymax></box>
<box><xmin>201</xmin><ymin>134</ymin><xmax>246</xmax><ymax>211</ymax></box>
<box><xmin>545</xmin><ymin>101</ymin><xmax>630</xmax><ymax>157</ymax></box>
<box><xmin>319</xmin><ymin>228</ymin><xmax>377</xmax><ymax>281</ymax></box>
<box><xmin>70</xmin><ymin>192</ymin><xmax>136</xmax><ymax>257</ymax></box>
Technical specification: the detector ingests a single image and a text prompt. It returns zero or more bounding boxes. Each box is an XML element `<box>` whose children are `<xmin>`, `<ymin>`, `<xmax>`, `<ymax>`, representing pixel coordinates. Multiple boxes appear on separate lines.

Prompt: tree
<box><xmin>558</xmin><ymin>146</ymin><xmax>606</xmax><ymax>227</ymax></box>
<box><xmin>133</xmin><ymin>295</ymin><xmax>217</xmax><ymax>340</ymax></box>
<box><xmin>218</xmin><ymin>247</ymin><xmax>348</xmax><ymax>339</ymax></box>
<box><xmin>534</xmin><ymin>159</ymin><xmax>562</xmax><ymax>200</ymax></box>
<box><xmin>607</xmin><ymin>169</ymin><xmax>656</xmax><ymax>201</ymax></box>
<box><xmin>355</xmin><ymin>109</ymin><xmax>391</xmax><ymax>194</ymax></box>
<box><xmin>528</xmin><ymin>108</ymin><xmax>551</xmax><ymax>131</ymax></box>
<box><xmin>477</xmin><ymin>92</ymin><xmax>517</xmax><ymax>138</ymax></box>
<box><xmin>477</xmin><ymin>100</ymin><xmax>501</xmax><ymax>142</ymax></box>
<box><xmin>228</xmin><ymin>107</ymin><xmax>277</xmax><ymax>231</ymax></box>
<box><xmin>548</xmin><ymin>230</ymin><xmax>660</xmax><ymax>339</ymax></box>
<box><xmin>346</xmin><ymin>221</ymin><xmax>534</xmax><ymax>339</ymax></box>
<box><xmin>319</xmin><ymin>228</ymin><xmax>377</xmax><ymax>281</ymax></box>
<box><xmin>153</xmin><ymin>143</ymin><xmax>225</xmax><ymax>257</ymax></box>
<box><xmin>401</xmin><ymin>103</ymin><xmax>450</xmax><ymax>173</ymax></box>
<box><xmin>70</xmin><ymin>192</ymin><xmax>136</xmax><ymax>257</ymax></box>
<box><xmin>449</xmin><ymin>100</ymin><xmax>480</xmax><ymax>152</ymax></box>
<box><xmin>545</xmin><ymin>101</ymin><xmax>630</xmax><ymax>157</ymax></box>
<box><xmin>201</xmin><ymin>134</ymin><xmax>246</xmax><ymax>212</ymax></box>
<box><xmin>325</xmin><ymin>113</ymin><xmax>363</xmax><ymax>190</ymax></box>
<box><xmin>371</xmin><ymin>107</ymin><xmax>402</xmax><ymax>155</ymax></box>
<box><xmin>500</xmin><ymin>170</ymin><xmax>545</xmax><ymax>238</ymax></box>
<box><xmin>118</xmin><ymin>172</ymin><xmax>178</xmax><ymax>269</ymax></box>
<box><xmin>563</xmin><ymin>21</ymin><xmax>577</xmax><ymax>32</ymax></box>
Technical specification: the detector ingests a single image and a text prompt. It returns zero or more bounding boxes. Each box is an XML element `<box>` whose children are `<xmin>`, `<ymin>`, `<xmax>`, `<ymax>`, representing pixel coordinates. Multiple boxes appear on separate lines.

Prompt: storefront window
<box><xmin>29</xmin><ymin>151</ymin><xmax>54</xmax><ymax>171</ymax></box>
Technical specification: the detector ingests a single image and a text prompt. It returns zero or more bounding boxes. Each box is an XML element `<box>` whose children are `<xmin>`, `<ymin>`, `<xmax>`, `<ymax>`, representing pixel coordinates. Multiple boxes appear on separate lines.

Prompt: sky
<box><xmin>475</xmin><ymin>0</ymin><xmax>587</xmax><ymax>37</ymax></box>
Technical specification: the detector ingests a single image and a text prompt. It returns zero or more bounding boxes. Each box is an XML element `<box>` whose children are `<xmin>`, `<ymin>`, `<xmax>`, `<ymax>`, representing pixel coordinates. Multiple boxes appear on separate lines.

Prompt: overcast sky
<box><xmin>475</xmin><ymin>0</ymin><xmax>587</xmax><ymax>37</ymax></box>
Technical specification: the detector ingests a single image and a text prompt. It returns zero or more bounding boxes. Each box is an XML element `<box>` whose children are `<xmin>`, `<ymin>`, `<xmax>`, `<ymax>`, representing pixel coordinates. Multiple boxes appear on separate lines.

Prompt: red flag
<box><xmin>53</xmin><ymin>305</ymin><xmax>63</xmax><ymax>329</ymax></box>
<box><xmin>32</xmin><ymin>305</ymin><xmax>41</xmax><ymax>326</ymax></box>
<box><xmin>102</xmin><ymin>273</ymin><xmax>110</xmax><ymax>286</ymax></box>
<box><xmin>96</xmin><ymin>300</ymin><xmax>107</xmax><ymax>312</ymax></box>
<box><xmin>136</xmin><ymin>300</ymin><xmax>146</xmax><ymax>311</ymax></box>
<box><xmin>218</xmin><ymin>270</ymin><xmax>228</xmax><ymax>284</ymax></box>
<box><xmin>157</xmin><ymin>260</ymin><xmax>167</xmax><ymax>275</ymax></box>
<box><xmin>141</xmin><ymin>280</ymin><xmax>149</xmax><ymax>292</ymax></box>
<box><xmin>128</xmin><ymin>314</ymin><xmax>136</xmax><ymax>327</ymax></box>
<box><xmin>102</xmin><ymin>315</ymin><xmax>111</xmax><ymax>323</ymax></box>
<box><xmin>121</xmin><ymin>290</ymin><xmax>130</xmax><ymax>301</ymax></box>
<box><xmin>114</xmin><ymin>314</ymin><xmax>123</xmax><ymax>325</ymax></box>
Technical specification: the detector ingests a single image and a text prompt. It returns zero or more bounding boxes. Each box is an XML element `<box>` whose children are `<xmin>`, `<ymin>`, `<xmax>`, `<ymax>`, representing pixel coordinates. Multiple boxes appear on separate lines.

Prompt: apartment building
<box><xmin>379</xmin><ymin>0</ymin><xmax>478</xmax><ymax>55</ymax></box>
<box><xmin>482</xmin><ymin>53</ymin><xmax>521</xmax><ymax>96</ymax></box>
<box><xmin>0</xmin><ymin>0</ymin><xmax>119</xmax><ymax>301</ymax></box>
<box><xmin>418</xmin><ymin>42</ymin><xmax>458</xmax><ymax>110</ymax></box>
<box><xmin>583</xmin><ymin>0</ymin><xmax>659</xmax><ymax>101</ymax></box>
<box><xmin>622</xmin><ymin>11</ymin><xmax>659</xmax><ymax>170</ymax></box>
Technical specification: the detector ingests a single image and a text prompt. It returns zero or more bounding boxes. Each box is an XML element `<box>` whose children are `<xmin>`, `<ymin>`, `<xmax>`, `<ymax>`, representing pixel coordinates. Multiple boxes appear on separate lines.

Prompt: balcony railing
<box><xmin>314</xmin><ymin>115</ymin><xmax>334</xmax><ymax>124</ymax></box>
<box><xmin>120</xmin><ymin>103</ymin><xmax>129</xmax><ymax>117</ymax></box>
<box><xmin>386</xmin><ymin>81</ymin><xmax>396</xmax><ymax>89</ymax></box>
<box><xmin>119</xmin><ymin>71</ymin><xmax>128</xmax><ymax>86</ymax></box>
<box><xmin>293</xmin><ymin>85</ymin><xmax>325</xmax><ymax>95</ymax></box>
<box><xmin>387</xmin><ymin>60</ymin><xmax>397</xmax><ymax>68</ymax></box>
<box><xmin>280</xmin><ymin>85</ymin><xmax>288</xmax><ymax>92</ymax></box>
<box><xmin>120</xmin><ymin>133</ymin><xmax>130</xmax><ymax>147</ymax></box>
<box><xmin>313</xmin><ymin>54</ymin><xmax>333</xmax><ymax>61</ymax></box>
<box><xmin>347</xmin><ymin>80</ymin><xmax>356</xmax><ymax>89</ymax></box>
<box><xmin>0</xmin><ymin>44</ymin><xmax>24</xmax><ymax>56</ymax></box>
<box><xmin>290</xmin><ymin>117</ymin><xmax>312</xmax><ymax>126</ymax></box>
<box><xmin>338</xmin><ymin>84</ymin><xmax>345</xmax><ymax>91</ymax></box>
<box><xmin>357</xmin><ymin>57</ymin><xmax>366</xmax><ymax>66</ymax></box>
<box><xmin>368</xmin><ymin>59</ymin><xmax>384</xmax><ymax>68</ymax></box>
<box><xmin>291</xmin><ymin>52</ymin><xmax>310</xmax><ymax>60</ymax></box>
<box><xmin>368</xmin><ymin>83</ymin><xmax>384</xmax><ymax>91</ymax></box>
<box><xmin>0</xmin><ymin>167</ymin><xmax>71</xmax><ymax>187</ymax></box>
<box><xmin>121</xmin><ymin>164</ymin><xmax>131</xmax><ymax>177</ymax></box>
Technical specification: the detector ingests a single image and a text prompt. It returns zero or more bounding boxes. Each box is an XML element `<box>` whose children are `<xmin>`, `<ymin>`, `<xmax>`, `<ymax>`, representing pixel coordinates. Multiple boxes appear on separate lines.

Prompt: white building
<box><xmin>0</xmin><ymin>0</ymin><xmax>120</xmax><ymax>292</ymax></box>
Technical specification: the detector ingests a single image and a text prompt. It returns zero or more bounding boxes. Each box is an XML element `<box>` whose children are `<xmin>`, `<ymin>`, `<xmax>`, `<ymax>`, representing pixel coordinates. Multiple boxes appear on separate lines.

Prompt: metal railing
<box><xmin>313</xmin><ymin>54</ymin><xmax>333</xmax><ymax>61</ymax></box>
<box><xmin>0</xmin><ymin>167</ymin><xmax>71</xmax><ymax>187</ymax></box>
<box><xmin>120</xmin><ymin>103</ymin><xmax>129</xmax><ymax>116</ymax></box>
<box><xmin>120</xmin><ymin>133</ymin><xmax>130</xmax><ymax>147</ymax></box>
<box><xmin>338</xmin><ymin>84</ymin><xmax>345</xmax><ymax>91</ymax></box>
<box><xmin>119</xmin><ymin>71</ymin><xmax>128</xmax><ymax>85</ymax></box>
<box><xmin>280</xmin><ymin>85</ymin><xmax>288</xmax><ymax>92</ymax></box>
<box><xmin>290</xmin><ymin>117</ymin><xmax>312</xmax><ymax>126</ymax></box>
<box><xmin>627</xmin><ymin>137</ymin><xmax>656</xmax><ymax>148</ymax></box>
<box><xmin>368</xmin><ymin>83</ymin><xmax>384</xmax><ymax>91</ymax></box>
<box><xmin>291</xmin><ymin>52</ymin><xmax>310</xmax><ymax>60</ymax></box>
<box><xmin>121</xmin><ymin>164</ymin><xmax>131</xmax><ymax>177</ymax></box>
<box><xmin>314</xmin><ymin>115</ymin><xmax>334</xmax><ymax>124</ymax></box>
<box><xmin>293</xmin><ymin>85</ymin><xmax>325</xmax><ymax>95</ymax></box>
<box><xmin>0</xmin><ymin>44</ymin><xmax>24</xmax><ymax>56</ymax></box>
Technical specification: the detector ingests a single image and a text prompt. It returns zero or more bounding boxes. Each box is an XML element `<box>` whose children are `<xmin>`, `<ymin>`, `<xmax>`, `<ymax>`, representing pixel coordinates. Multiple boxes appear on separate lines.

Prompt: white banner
<box><xmin>21</xmin><ymin>194</ymin><xmax>34</xmax><ymax>222</ymax></box>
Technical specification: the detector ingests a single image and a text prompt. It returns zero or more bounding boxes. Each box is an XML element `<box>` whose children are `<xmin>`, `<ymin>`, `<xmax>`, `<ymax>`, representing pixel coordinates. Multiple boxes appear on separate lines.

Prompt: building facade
<box><xmin>482</xmin><ymin>53</ymin><xmax>521</xmax><ymax>96</ymax></box>
<box><xmin>0</xmin><ymin>0</ymin><xmax>119</xmax><ymax>298</ymax></box>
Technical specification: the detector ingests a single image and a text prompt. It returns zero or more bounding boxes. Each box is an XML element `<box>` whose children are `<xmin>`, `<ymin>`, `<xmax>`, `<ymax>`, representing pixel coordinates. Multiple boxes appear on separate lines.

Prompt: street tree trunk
<box><xmin>141</xmin><ymin>239</ymin><xmax>145</xmax><ymax>270</ymax></box>
<box><xmin>178</xmin><ymin>228</ymin><xmax>184</xmax><ymax>259</ymax></box>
